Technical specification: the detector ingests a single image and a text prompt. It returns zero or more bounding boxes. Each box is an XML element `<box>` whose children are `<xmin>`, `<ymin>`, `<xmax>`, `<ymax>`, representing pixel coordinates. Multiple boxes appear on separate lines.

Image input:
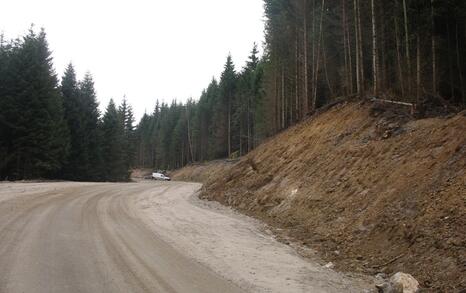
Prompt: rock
<box><xmin>324</xmin><ymin>262</ymin><xmax>334</xmax><ymax>269</ymax></box>
<box><xmin>376</xmin><ymin>272</ymin><xmax>419</xmax><ymax>293</ymax></box>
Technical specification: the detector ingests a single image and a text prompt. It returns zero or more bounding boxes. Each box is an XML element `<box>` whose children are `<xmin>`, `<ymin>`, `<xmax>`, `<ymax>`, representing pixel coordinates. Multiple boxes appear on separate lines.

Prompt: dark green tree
<box><xmin>101</xmin><ymin>99</ymin><xmax>127</xmax><ymax>181</ymax></box>
<box><xmin>0</xmin><ymin>28</ymin><xmax>69</xmax><ymax>179</ymax></box>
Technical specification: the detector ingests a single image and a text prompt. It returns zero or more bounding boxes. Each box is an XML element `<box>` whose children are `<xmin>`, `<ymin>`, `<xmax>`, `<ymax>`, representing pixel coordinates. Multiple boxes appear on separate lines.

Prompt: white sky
<box><xmin>1</xmin><ymin>0</ymin><xmax>265</xmax><ymax>120</ymax></box>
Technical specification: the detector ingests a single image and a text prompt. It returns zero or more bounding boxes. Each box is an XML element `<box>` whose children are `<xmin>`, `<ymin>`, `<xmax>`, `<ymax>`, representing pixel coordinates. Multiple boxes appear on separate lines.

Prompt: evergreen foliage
<box><xmin>0</xmin><ymin>28</ymin><xmax>132</xmax><ymax>181</ymax></box>
<box><xmin>101</xmin><ymin>99</ymin><xmax>128</xmax><ymax>181</ymax></box>
<box><xmin>0</xmin><ymin>28</ymin><xmax>69</xmax><ymax>179</ymax></box>
<box><xmin>2</xmin><ymin>0</ymin><xmax>466</xmax><ymax>179</ymax></box>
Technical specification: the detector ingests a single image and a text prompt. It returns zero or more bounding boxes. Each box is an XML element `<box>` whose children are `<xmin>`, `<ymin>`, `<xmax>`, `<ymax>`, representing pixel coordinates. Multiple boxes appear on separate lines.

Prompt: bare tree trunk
<box><xmin>228</xmin><ymin>98</ymin><xmax>231</xmax><ymax>157</ymax></box>
<box><xmin>431</xmin><ymin>0</ymin><xmax>437</xmax><ymax>94</ymax></box>
<box><xmin>303</xmin><ymin>0</ymin><xmax>309</xmax><ymax>115</ymax></box>
<box><xmin>371</xmin><ymin>0</ymin><xmax>378</xmax><ymax>96</ymax></box>
<box><xmin>347</xmin><ymin>7</ymin><xmax>354</xmax><ymax>94</ymax></box>
<box><xmin>379</xmin><ymin>2</ymin><xmax>386</xmax><ymax>90</ymax></box>
<box><xmin>343</xmin><ymin>0</ymin><xmax>349</xmax><ymax>95</ymax></box>
<box><xmin>247</xmin><ymin>94</ymin><xmax>251</xmax><ymax>153</ymax></box>
<box><xmin>447</xmin><ymin>23</ymin><xmax>454</xmax><ymax>98</ymax></box>
<box><xmin>395</xmin><ymin>10</ymin><xmax>405</xmax><ymax>98</ymax></box>
<box><xmin>357</xmin><ymin>0</ymin><xmax>364</xmax><ymax>94</ymax></box>
<box><xmin>456</xmin><ymin>22</ymin><xmax>465</xmax><ymax>104</ymax></box>
<box><xmin>281</xmin><ymin>66</ymin><xmax>285</xmax><ymax>129</ymax></box>
<box><xmin>416</xmin><ymin>33</ymin><xmax>421</xmax><ymax>104</ymax></box>
<box><xmin>311</xmin><ymin>0</ymin><xmax>316</xmax><ymax>111</ymax></box>
<box><xmin>186</xmin><ymin>105</ymin><xmax>194</xmax><ymax>162</ymax></box>
<box><xmin>403</xmin><ymin>0</ymin><xmax>411</xmax><ymax>97</ymax></box>
<box><xmin>354</xmin><ymin>0</ymin><xmax>361</xmax><ymax>95</ymax></box>
<box><xmin>322</xmin><ymin>36</ymin><xmax>334</xmax><ymax>97</ymax></box>
<box><xmin>312</xmin><ymin>0</ymin><xmax>325</xmax><ymax>110</ymax></box>
<box><xmin>295</xmin><ymin>31</ymin><xmax>300</xmax><ymax>121</ymax></box>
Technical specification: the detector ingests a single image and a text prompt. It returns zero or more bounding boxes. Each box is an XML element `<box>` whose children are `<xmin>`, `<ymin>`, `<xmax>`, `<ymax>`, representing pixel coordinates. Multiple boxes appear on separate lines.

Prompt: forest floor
<box><xmin>172</xmin><ymin>100</ymin><xmax>466</xmax><ymax>292</ymax></box>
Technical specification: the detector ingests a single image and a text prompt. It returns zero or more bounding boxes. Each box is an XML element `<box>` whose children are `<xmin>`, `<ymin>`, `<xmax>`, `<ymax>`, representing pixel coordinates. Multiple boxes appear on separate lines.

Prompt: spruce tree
<box><xmin>61</xmin><ymin>63</ymin><xmax>84</xmax><ymax>180</ymax></box>
<box><xmin>118</xmin><ymin>97</ymin><xmax>136</xmax><ymax>171</ymax></box>
<box><xmin>78</xmin><ymin>72</ymin><xmax>102</xmax><ymax>180</ymax></box>
<box><xmin>3</xmin><ymin>28</ymin><xmax>69</xmax><ymax>179</ymax></box>
<box><xmin>219</xmin><ymin>55</ymin><xmax>237</xmax><ymax>157</ymax></box>
<box><xmin>101</xmin><ymin>99</ymin><xmax>127</xmax><ymax>181</ymax></box>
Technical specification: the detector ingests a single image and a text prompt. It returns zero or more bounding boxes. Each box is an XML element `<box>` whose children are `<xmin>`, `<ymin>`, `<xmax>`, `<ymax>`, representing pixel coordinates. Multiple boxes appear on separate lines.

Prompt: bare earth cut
<box><xmin>0</xmin><ymin>181</ymin><xmax>373</xmax><ymax>293</ymax></box>
<box><xmin>173</xmin><ymin>101</ymin><xmax>466</xmax><ymax>291</ymax></box>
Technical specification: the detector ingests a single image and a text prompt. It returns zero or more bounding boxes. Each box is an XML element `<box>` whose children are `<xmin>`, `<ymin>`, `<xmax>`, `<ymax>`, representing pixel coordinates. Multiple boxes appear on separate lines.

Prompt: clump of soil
<box><xmin>186</xmin><ymin>101</ymin><xmax>465</xmax><ymax>292</ymax></box>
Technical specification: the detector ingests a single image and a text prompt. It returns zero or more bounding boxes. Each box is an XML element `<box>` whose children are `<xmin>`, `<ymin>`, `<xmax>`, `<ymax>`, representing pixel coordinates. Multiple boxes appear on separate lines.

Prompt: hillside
<box><xmin>173</xmin><ymin>101</ymin><xmax>466</xmax><ymax>291</ymax></box>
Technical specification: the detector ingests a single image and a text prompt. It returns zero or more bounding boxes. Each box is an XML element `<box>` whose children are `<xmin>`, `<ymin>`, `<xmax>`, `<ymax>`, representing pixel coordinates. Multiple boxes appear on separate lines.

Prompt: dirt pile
<box><xmin>188</xmin><ymin>101</ymin><xmax>465</xmax><ymax>291</ymax></box>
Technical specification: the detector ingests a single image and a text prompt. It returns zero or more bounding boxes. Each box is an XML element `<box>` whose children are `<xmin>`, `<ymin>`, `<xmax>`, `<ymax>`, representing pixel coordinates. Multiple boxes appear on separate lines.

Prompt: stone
<box><xmin>376</xmin><ymin>272</ymin><xmax>419</xmax><ymax>293</ymax></box>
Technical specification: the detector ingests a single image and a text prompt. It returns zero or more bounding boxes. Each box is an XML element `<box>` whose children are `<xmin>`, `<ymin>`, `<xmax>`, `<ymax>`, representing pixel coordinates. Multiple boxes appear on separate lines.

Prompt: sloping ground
<box><xmin>176</xmin><ymin>101</ymin><xmax>466</xmax><ymax>292</ymax></box>
<box><xmin>171</xmin><ymin>160</ymin><xmax>238</xmax><ymax>183</ymax></box>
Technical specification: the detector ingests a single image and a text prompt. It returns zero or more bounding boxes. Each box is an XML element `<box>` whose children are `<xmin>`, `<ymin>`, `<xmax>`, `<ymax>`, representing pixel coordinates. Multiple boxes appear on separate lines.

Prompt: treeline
<box><xmin>134</xmin><ymin>0</ymin><xmax>466</xmax><ymax>171</ymax></box>
<box><xmin>0</xmin><ymin>29</ymin><xmax>134</xmax><ymax>181</ymax></box>
<box><xmin>134</xmin><ymin>46</ymin><xmax>265</xmax><ymax>169</ymax></box>
<box><xmin>262</xmin><ymin>0</ymin><xmax>466</xmax><ymax>130</ymax></box>
<box><xmin>2</xmin><ymin>0</ymin><xmax>465</xmax><ymax>178</ymax></box>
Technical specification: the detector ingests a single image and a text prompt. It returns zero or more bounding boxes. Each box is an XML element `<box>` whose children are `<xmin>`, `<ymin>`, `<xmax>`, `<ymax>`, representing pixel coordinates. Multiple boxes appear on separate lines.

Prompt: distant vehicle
<box><xmin>152</xmin><ymin>172</ymin><xmax>171</xmax><ymax>181</ymax></box>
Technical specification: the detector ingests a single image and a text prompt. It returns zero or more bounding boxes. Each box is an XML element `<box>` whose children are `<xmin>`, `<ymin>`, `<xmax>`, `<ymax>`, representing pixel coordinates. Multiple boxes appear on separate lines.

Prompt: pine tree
<box><xmin>101</xmin><ymin>99</ymin><xmax>127</xmax><ymax>181</ymax></box>
<box><xmin>61</xmin><ymin>63</ymin><xmax>84</xmax><ymax>180</ymax></box>
<box><xmin>78</xmin><ymin>72</ymin><xmax>102</xmax><ymax>180</ymax></box>
<box><xmin>3</xmin><ymin>28</ymin><xmax>69</xmax><ymax>179</ymax></box>
<box><xmin>218</xmin><ymin>55</ymin><xmax>236</xmax><ymax>157</ymax></box>
<box><xmin>118</xmin><ymin>97</ymin><xmax>136</xmax><ymax>171</ymax></box>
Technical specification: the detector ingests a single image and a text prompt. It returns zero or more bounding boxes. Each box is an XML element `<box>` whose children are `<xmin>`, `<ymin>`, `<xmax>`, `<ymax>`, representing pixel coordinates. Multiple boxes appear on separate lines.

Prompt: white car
<box><xmin>152</xmin><ymin>172</ymin><xmax>171</xmax><ymax>181</ymax></box>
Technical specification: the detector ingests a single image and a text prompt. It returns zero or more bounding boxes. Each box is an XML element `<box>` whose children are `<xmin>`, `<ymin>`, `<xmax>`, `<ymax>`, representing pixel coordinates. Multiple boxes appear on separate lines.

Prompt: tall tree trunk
<box><xmin>312</xmin><ymin>0</ymin><xmax>325</xmax><ymax>110</ymax></box>
<box><xmin>347</xmin><ymin>6</ymin><xmax>354</xmax><ymax>94</ymax></box>
<box><xmin>371</xmin><ymin>0</ymin><xmax>379</xmax><ymax>96</ymax></box>
<box><xmin>281</xmin><ymin>66</ymin><xmax>285</xmax><ymax>129</ymax></box>
<box><xmin>295</xmin><ymin>31</ymin><xmax>300</xmax><ymax>121</ymax></box>
<box><xmin>303</xmin><ymin>0</ymin><xmax>309</xmax><ymax>115</ymax></box>
<box><xmin>274</xmin><ymin>66</ymin><xmax>279</xmax><ymax>132</ymax></box>
<box><xmin>357</xmin><ymin>0</ymin><xmax>364</xmax><ymax>94</ymax></box>
<box><xmin>416</xmin><ymin>32</ymin><xmax>421</xmax><ymax>104</ymax></box>
<box><xmin>403</xmin><ymin>0</ymin><xmax>411</xmax><ymax>97</ymax></box>
<box><xmin>354</xmin><ymin>0</ymin><xmax>361</xmax><ymax>95</ymax></box>
<box><xmin>247</xmin><ymin>92</ymin><xmax>251</xmax><ymax>152</ymax></box>
<box><xmin>379</xmin><ymin>1</ymin><xmax>387</xmax><ymax>90</ymax></box>
<box><xmin>343</xmin><ymin>0</ymin><xmax>349</xmax><ymax>95</ymax></box>
<box><xmin>228</xmin><ymin>97</ymin><xmax>231</xmax><ymax>157</ymax></box>
<box><xmin>395</xmin><ymin>10</ymin><xmax>405</xmax><ymax>98</ymax></box>
<box><xmin>447</xmin><ymin>23</ymin><xmax>454</xmax><ymax>98</ymax></box>
<box><xmin>322</xmin><ymin>36</ymin><xmax>334</xmax><ymax>97</ymax></box>
<box><xmin>431</xmin><ymin>0</ymin><xmax>437</xmax><ymax>94</ymax></box>
<box><xmin>186</xmin><ymin>105</ymin><xmax>194</xmax><ymax>163</ymax></box>
<box><xmin>456</xmin><ymin>22</ymin><xmax>465</xmax><ymax>104</ymax></box>
<box><xmin>311</xmin><ymin>0</ymin><xmax>316</xmax><ymax>111</ymax></box>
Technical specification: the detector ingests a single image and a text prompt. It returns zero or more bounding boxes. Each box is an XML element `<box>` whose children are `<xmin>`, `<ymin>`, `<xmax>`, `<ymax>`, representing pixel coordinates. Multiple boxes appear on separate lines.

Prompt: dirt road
<box><xmin>0</xmin><ymin>182</ymin><xmax>372</xmax><ymax>293</ymax></box>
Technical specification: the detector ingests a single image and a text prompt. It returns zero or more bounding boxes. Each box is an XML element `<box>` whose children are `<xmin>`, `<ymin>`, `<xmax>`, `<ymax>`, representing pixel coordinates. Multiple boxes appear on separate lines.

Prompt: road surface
<box><xmin>0</xmin><ymin>182</ymin><xmax>372</xmax><ymax>293</ymax></box>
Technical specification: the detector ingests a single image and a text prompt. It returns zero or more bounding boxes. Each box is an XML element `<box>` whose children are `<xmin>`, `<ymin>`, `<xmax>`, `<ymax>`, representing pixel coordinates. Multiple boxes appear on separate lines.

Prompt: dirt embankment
<box><xmin>175</xmin><ymin>101</ymin><xmax>466</xmax><ymax>292</ymax></box>
<box><xmin>171</xmin><ymin>160</ymin><xmax>237</xmax><ymax>183</ymax></box>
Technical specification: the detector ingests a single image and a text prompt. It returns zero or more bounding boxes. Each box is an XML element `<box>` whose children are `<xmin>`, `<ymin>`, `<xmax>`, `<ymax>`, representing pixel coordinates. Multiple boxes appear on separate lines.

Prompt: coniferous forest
<box><xmin>1</xmin><ymin>0</ymin><xmax>466</xmax><ymax>180</ymax></box>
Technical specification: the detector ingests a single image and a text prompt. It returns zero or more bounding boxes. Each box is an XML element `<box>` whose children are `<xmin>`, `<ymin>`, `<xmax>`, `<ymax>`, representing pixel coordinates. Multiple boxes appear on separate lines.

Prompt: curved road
<box><xmin>0</xmin><ymin>183</ymin><xmax>243</xmax><ymax>293</ymax></box>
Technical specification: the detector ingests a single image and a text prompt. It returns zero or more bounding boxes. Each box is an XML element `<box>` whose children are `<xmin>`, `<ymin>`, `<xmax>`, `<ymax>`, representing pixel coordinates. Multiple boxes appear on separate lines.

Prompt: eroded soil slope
<box><xmin>184</xmin><ymin>101</ymin><xmax>465</xmax><ymax>291</ymax></box>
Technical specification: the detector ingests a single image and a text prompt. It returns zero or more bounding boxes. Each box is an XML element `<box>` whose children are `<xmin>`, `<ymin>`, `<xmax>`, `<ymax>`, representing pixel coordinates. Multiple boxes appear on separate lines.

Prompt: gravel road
<box><xmin>0</xmin><ymin>182</ymin><xmax>372</xmax><ymax>293</ymax></box>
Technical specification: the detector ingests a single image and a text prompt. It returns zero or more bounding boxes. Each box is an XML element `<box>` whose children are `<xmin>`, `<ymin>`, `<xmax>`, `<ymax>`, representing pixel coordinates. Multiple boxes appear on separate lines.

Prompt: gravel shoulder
<box><xmin>132</xmin><ymin>181</ymin><xmax>374</xmax><ymax>293</ymax></box>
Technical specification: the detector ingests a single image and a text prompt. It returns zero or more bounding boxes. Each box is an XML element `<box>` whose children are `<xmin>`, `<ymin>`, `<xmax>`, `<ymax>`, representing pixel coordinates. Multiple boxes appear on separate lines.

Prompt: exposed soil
<box><xmin>173</xmin><ymin>101</ymin><xmax>466</xmax><ymax>292</ymax></box>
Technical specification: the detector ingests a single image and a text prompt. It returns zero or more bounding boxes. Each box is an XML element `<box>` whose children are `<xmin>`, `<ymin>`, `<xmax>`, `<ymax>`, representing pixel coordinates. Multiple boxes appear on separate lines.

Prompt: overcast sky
<box><xmin>1</xmin><ymin>0</ymin><xmax>265</xmax><ymax>120</ymax></box>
